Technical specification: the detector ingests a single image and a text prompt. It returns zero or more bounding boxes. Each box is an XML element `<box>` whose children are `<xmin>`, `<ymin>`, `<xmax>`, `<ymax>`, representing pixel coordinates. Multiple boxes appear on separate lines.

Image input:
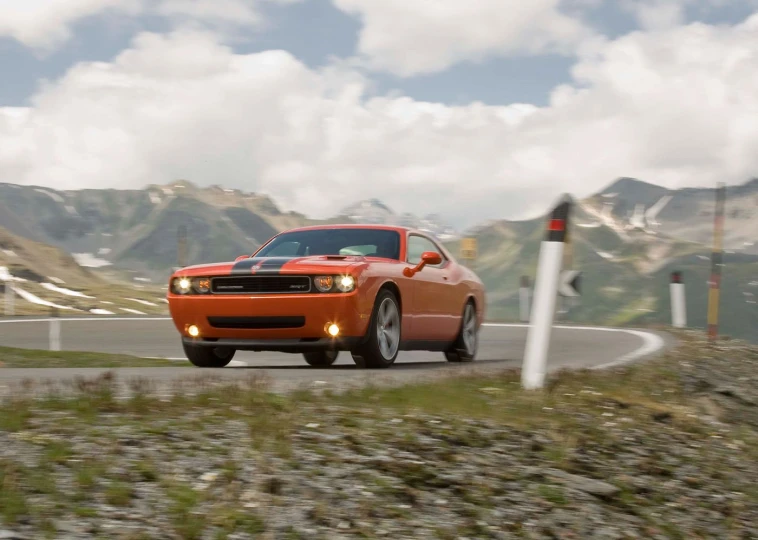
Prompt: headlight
<box><xmin>172</xmin><ymin>277</ymin><xmax>193</xmax><ymax>294</ymax></box>
<box><xmin>336</xmin><ymin>275</ymin><xmax>355</xmax><ymax>292</ymax></box>
<box><xmin>313</xmin><ymin>276</ymin><xmax>334</xmax><ymax>292</ymax></box>
<box><xmin>193</xmin><ymin>277</ymin><xmax>210</xmax><ymax>294</ymax></box>
<box><xmin>313</xmin><ymin>275</ymin><xmax>355</xmax><ymax>293</ymax></box>
<box><xmin>171</xmin><ymin>277</ymin><xmax>211</xmax><ymax>294</ymax></box>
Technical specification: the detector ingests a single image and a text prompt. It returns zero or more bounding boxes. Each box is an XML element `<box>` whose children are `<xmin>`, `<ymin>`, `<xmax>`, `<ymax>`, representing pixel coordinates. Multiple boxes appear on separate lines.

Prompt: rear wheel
<box><xmin>351</xmin><ymin>289</ymin><xmax>401</xmax><ymax>369</ymax></box>
<box><xmin>303</xmin><ymin>350</ymin><xmax>339</xmax><ymax>367</ymax></box>
<box><xmin>182</xmin><ymin>342</ymin><xmax>236</xmax><ymax>368</ymax></box>
<box><xmin>444</xmin><ymin>301</ymin><xmax>478</xmax><ymax>363</ymax></box>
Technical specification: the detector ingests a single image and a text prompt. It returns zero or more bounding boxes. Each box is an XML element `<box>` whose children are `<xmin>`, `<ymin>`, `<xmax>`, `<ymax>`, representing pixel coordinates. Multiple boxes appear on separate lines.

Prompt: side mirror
<box><xmin>403</xmin><ymin>251</ymin><xmax>442</xmax><ymax>277</ymax></box>
<box><xmin>421</xmin><ymin>251</ymin><xmax>442</xmax><ymax>266</ymax></box>
<box><xmin>235</xmin><ymin>255</ymin><xmax>250</xmax><ymax>262</ymax></box>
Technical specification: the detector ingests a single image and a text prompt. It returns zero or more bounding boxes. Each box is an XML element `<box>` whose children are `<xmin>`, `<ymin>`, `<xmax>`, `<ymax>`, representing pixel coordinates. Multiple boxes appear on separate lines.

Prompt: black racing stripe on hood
<box><xmin>230</xmin><ymin>257</ymin><xmax>296</xmax><ymax>275</ymax></box>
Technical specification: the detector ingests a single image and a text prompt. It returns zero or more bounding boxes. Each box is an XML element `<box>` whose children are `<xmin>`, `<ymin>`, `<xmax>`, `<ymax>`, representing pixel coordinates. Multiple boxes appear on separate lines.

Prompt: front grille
<box><xmin>208</xmin><ymin>316</ymin><xmax>305</xmax><ymax>329</ymax></box>
<box><xmin>210</xmin><ymin>275</ymin><xmax>311</xmax><ymax>294</ymax></box>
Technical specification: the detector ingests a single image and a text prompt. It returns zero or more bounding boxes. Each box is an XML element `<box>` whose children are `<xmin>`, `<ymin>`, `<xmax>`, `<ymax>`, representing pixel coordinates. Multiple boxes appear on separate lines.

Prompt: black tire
<box><xmin>444</xmin><ymin>300</ymin><xmax>478</xmax><ymax>363</ymax></box>
<box><xmin>351</xmin><ymin>288</ymin><xmax>401</xmax><ymax>369</ymax></box>
<box><xmin>182</xmin><ymin>342</ymin><xmax>236</xmax><ymax>368</ymax></box>
<box><xmin>303</xmin><ymin>350</ymin><xmax>339</xmax><ymax>367</ymax></box>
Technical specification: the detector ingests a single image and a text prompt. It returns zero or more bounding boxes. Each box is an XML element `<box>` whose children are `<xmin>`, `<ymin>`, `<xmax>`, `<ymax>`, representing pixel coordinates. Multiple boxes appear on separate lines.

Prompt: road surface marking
<box><xmin>0</xmin><ymin>319</ymin><xmax>667</xmax><ymax>370</ymax></box>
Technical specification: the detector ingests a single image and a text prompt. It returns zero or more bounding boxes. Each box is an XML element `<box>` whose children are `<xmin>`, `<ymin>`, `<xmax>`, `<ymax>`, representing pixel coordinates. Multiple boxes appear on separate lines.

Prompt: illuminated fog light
<box><xmin>188</xmin><ymin>325</ymin><xmax>200</xmax><ymax>337</ymax></box>
<box><xmin>327</xmin><ymin>324</ymin><xmax>340</xmax><ymax>337</ymax></box>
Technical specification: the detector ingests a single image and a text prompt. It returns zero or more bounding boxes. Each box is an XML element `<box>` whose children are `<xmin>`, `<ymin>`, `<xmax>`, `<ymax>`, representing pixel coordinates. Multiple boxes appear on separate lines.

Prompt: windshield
<box><xmin>254</xmin><ymin>228</ymin><xmax>401</xmax><ymax>259</ymax></box>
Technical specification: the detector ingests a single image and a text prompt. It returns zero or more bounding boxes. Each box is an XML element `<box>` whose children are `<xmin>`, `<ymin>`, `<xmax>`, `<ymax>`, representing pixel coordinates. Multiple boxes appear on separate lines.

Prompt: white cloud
<box><xmin>331</xmin><ymin>0</ymin><xmax>597</xmax><ymax>76</ymax></box>
<box><xmin>155</xmin><ymin>0</ymin><xmax>264</xmax><ymax>26</ymax></box>
<box><xmin>620</xmin><ymin>0</ymin><xmax>692</xmax><ymax>30</ymax></box>
<box><xmin>2</xmin><ymin>14</ymin><xmax>758</xmax><ymax>228</ymax></box>
<box><xmin>613</xmin><ymin>0</ymin><xmax>758</xmax><ymax>30</ymax></box>
<box><xmin>0</xmin><ymin>0</ymin><xmax>142</xmax><ymax>50</ymax></box>
<box><xmin>0</xmin><ymin>0</ymin><xmax>299</xmax><ymax>51</ymax></box>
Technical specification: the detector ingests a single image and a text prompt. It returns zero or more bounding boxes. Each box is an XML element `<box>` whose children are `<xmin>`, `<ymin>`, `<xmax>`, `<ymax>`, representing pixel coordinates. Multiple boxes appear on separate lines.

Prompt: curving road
<box><xmin>0</xmin><ymin>317</ymin><xmax>673</xmax><ymax>396</ymax></box>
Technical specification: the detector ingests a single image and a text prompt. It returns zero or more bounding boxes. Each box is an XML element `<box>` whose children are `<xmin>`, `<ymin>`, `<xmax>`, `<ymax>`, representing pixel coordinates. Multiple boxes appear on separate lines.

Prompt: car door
<box><xmin>405</xmin><ymin>233</ymin><xmax>454</xmax><ymax>341</ymax></box>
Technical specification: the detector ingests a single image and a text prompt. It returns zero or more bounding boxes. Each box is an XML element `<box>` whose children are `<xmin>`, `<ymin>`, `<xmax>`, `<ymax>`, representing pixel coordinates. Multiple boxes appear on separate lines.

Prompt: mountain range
<box><xmin>0</xmin><ymin>177</ymin><xmax>756</xmax><ymax>342</ymax></box>
<box><xmin>457</xmin><ymin>179</ymin><xmax>758</xmax><ymax>341</ymax></box>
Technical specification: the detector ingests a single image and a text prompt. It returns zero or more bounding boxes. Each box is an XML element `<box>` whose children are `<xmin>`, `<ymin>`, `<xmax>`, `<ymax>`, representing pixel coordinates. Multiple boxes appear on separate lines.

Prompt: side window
<box><xmin>406</xmin><ymin>235</ymin><xmax>446</xmax><ymax>268</ymax></box>
<box><xmin>265</xmin><ymin>241</ymin><xmax>300</xmax><ymax>256</ymax></box>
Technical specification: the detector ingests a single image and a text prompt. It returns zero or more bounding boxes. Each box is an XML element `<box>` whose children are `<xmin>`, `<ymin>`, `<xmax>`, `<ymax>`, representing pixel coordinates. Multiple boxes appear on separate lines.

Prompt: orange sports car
<box><xmin>167</xmin><ymin>224</ymin><xmax>486</xmax><ymax>368</ymax></box>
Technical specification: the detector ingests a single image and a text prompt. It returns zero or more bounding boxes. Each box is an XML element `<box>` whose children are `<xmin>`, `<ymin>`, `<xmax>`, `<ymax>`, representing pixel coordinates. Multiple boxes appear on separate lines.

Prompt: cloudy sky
<box><xmin>1</xmin><ymin>0</ymin><xmax>756</xmax><ymax>228</ymax></box>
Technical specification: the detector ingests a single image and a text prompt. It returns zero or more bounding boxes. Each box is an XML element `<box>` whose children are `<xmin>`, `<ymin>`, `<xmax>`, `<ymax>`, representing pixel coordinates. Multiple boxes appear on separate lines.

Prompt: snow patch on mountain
<box><xmin>0</xmin><ymin>266</ymin><xmax>26</xmax><ymax>282</ymax></box>
<box><xmin>34</xmin><ymin>188</ymin><xmax>64</xmax><ymax>203</ymax></box>
<box><xmin>11</xmin><ymin>285</ymin><xmax>79</xmax><ymax>311</ymax></box>
<box><xmin>72</xmin><ymin>253</ymin><xmax>112</xmax><ymax>268</ymax></box>
<box><xmin>340</xmin><ymin>199</ymin><xmax>459</xmax><ymax>240</ymax></box>
<box><xmin>40</xmin><ymin>282</ymin><xmax>95</xmax><ymax>299</ymax></box>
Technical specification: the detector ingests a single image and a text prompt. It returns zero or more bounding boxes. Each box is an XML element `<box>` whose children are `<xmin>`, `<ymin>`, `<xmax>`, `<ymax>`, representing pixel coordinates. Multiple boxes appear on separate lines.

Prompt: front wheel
<box><xmin>182</xmin><ymin>342</ymin><xmax>236</xmax><ymax>368</ymax></box>
<box><xmin>303</xmin><ymin>350</ymin><xmax>339</xmax><ymax>367</ymax></box>
<box><xmin>351</xmin><ymin>289</ymin><xmax>401</xmax><ymax>369</ymax></box>
<box><xmin>444</xmin><ymin>301</ymin><xmax>478</xmax><ymax>363</ymax></box>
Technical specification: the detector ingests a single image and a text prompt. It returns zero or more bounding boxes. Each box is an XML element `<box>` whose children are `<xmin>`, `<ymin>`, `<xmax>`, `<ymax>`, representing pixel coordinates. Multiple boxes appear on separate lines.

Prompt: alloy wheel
<box><xmin>462</xmin><ymin>303</ymin><xmax>477</xmax><ymax>355</ymax></box>
<box><xmin>376</xmin><ymin>297</ymin><xmax>400</xmax><ymax>359</ymax></box>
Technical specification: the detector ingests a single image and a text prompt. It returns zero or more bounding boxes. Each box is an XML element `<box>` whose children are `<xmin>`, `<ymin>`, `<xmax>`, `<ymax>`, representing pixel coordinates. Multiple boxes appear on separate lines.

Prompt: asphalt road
<box><xmin>0</xmin><ymin>317</ymin><xmax>673</xmax><ymax>396</ymax></box>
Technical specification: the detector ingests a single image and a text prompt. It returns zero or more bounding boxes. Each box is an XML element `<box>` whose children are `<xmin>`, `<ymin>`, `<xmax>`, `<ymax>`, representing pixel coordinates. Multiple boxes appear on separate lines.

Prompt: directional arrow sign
<box><xmin>558</xmin><ymin>270</ymin><xmax>581</xmax><ymax>297</ymax></box>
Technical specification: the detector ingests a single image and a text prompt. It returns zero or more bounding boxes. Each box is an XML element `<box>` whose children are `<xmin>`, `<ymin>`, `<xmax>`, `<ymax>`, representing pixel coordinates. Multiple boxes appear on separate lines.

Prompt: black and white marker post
<box><xmin>670</xmin><ymin>271</ymin><xmax>687</xmax><ymax>328</ymax></box>
<box><xmin>49</xmin><ymin>307</ymin><xmax>61</xmax><ymax>351</ymax></box>
<box><xmin>519</xmin><ymin>276</ymin><xmax>531</xmax><ymax>322</ymax></box>
<box><xmin>522</xmin><ymin>195</ymin><xmax>572</xmax><ymax>390</ymax></box>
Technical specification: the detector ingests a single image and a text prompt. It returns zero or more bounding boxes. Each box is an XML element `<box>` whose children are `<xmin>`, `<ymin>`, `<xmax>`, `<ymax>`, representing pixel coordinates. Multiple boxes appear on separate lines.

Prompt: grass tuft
<box><xmin>0</xmin><ymin>345</ymin><xmax>186</xmax><ymax>368</ymax></box>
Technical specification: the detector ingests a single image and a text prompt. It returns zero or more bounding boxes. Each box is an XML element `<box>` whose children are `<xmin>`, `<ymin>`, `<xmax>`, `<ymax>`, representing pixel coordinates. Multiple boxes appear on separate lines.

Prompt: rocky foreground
<box><xmin>1</xmin><ymin>330</ymin><xmax>757</xmax><ymax>539</ymax></box>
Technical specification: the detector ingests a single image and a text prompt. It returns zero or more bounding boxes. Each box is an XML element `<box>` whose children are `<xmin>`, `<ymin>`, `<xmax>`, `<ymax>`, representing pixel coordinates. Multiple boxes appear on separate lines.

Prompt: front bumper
<box><xmin>168</xmin><ymin>291</ymin><xmax>370</xmax><ymax>350</ymax></box>
<box><xmin>181</xmin><ymin>336</ymin><xmax>363</xmax><ymax>352</ymax></box>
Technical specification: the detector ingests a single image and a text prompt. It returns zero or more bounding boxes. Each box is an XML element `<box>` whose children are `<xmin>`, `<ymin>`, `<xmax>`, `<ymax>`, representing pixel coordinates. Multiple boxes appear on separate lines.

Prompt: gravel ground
<box><xmin>1</xmin><ymin>329</ymin><xmax>757</xmax><ymax>539</ymax></box>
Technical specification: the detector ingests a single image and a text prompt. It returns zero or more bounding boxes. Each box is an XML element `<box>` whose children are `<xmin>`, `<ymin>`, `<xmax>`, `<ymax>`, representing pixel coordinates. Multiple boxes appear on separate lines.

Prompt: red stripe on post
<box><xmin>548</xmin><ymin>219</ymin><xmax>565</xmax><ymax>232</ymax></box>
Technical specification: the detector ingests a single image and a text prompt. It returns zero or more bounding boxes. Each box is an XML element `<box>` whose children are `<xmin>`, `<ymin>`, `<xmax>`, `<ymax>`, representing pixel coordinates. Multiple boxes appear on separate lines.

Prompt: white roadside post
<box><xmin>4</xmin><ymin>283</ymin><xmax>13</xmax><ymax>316</ymax></box>
<box><xmin>522</xmin><ymin>196</ymin><xmax>572</xmax><ymax>390</ymax></box>
<box><xmin>49</xmin><ymin>307</ymin><xmax>61</xmax><ymax>351</ymax></box>
<box><xmin>670</xmin><ymin>271</ymin><xmax>687</xmax><ymax>328</ymax></box>
<box><xmin>519</xmin><ymin>276</ymin><xmax>531</xmax><ymax>322</ymax></box>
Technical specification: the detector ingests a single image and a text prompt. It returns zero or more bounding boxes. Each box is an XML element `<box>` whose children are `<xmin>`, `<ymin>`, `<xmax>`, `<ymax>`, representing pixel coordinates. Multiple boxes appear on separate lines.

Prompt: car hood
<box><xmin>172</xmin><ymin>255</ymin><xmax>378</xmax><ymax>277</ymax></box>
<box><xmin>280</xmin><ymin>255</ymin><xmax>367</xmax><ymax>268</ymax></box>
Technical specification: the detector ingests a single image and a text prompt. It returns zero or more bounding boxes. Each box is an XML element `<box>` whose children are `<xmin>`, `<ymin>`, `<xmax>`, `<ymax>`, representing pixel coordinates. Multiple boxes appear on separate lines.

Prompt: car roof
<box><xmin>279</xmin><ymin>223</ymin><xmax>430</xmax><ymax>236</ymax></box>
<box><xmin>263</xmin><ymin>223</ymin><xmax>455</xmax><ymax>259</ymax></box>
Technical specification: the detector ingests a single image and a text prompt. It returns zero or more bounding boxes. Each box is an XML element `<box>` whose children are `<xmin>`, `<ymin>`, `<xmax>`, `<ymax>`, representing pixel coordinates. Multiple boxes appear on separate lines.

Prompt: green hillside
<box><xmin>448</xmin><ymin>209</ymin><xmax>758</xmax><ymax>343</ymax></box>
<box><xmin>111</xmin><ymin>197</ymin><xmax>257</xmax><ymax>277</ymax></box>
<box><xmin>641</xmin><ymin>255</ymin><xmax>758</xmax><ymax>340</ymax></box>
<box><xmin>0</xmin><ymin>227</ymin><xmax>168</xmax><ymax>316</ymax></box>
